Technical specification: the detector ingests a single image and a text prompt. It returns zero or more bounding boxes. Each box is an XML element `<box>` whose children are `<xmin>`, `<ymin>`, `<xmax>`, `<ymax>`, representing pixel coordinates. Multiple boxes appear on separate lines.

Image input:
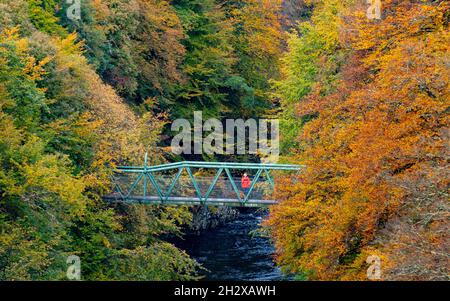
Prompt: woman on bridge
<box><xmin>241</xmin><ymin>173</ymin><xmax>251</xmax><ymax>197</ymax></box>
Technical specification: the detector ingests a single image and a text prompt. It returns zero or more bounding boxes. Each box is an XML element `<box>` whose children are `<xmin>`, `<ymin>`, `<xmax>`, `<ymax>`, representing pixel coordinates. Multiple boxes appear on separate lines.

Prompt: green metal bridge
<box><xmin>104</xmin><ymin>154</ymin><xmax>302</xmax><ymax>207</ymax></box>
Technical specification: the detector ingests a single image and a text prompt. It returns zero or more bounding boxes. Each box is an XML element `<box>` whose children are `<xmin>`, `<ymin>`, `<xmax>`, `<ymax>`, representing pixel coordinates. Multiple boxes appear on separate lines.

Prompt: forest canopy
<box><xmin>268</xmin><ymin>0</ymin><xmax>449</xmax><ymax>280</ymax></box>
<box><xmin>0</xmin><ymin>0</ymin><xmax>448</xmax><ymax>281</ymax></box>
<box><xmin>0</xmin><ymin>0</ymin><xmax>285</xmax><ymax>281</ymax></box>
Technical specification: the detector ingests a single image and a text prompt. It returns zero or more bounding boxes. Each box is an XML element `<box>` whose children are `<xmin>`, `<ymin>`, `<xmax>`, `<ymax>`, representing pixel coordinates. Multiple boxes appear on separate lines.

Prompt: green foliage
<box><xmin>171</xmin><ymin>0</ymin><xmax>235</xmax><ymax>119</ymax></box>
<box><xmin>0</xmin><ymin>0</ymin><xmax>287</xmax><ymax>280</ymax></box>
<box><xmin>227</xmin><ymin>0</ymin><xmax>284</xmax><ymax>117</ymax></box>
<box><xmin>27</xmin><ymin>0</ymin><xmax>66</xmax><ymax>36</ymax></box>
<box><xmin>52</xmin><ymin>0</ymin><xmax>283</xmax><ymax>122</ymax></box>
<box><xmin>105</xmin><ymin>243</ymin><xmax>201</xmax><ymax>281</ymax></box>
<box><xmin>0</xmin><ymin>15</ymin><xmax>196</xmax><ymax>280</ymax></box>
<box><xmin>273</xmin><ymin>0</ymin><xmax>344</xmax><ymax>153</ymax></box>
<box><xmin>57</xmin><ymin>0</ymin><xmax>186</xmax><ymax>104</ymax></box>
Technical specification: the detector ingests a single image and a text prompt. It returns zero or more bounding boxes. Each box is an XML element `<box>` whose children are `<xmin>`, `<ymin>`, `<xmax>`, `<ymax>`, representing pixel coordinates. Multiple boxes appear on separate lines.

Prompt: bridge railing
<box><xmin>106</xmin><ymin>155</ymin><xmax>303</xmax><ymax>207</ymax></box>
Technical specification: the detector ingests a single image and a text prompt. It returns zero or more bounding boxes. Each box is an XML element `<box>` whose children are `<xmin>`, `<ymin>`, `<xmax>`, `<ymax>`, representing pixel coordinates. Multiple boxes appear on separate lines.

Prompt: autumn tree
<box><xmin>267</xmin><ymin>0</ymin><xmax>449</xmax><ymax>280</ymax></box>
<box><xmin>0</xmin><ymin>1</ymin><xmax>199</xmax><ymax>280</ymax></box>
<box><xmin>226</xmin><ymin>0</ymin><xmax>285</xmax><ymax>118</ymax></box>
<box><xmin>58</xmin><ymin>0</ymin><xmax>186</xmax><ymax>103</ymax></box>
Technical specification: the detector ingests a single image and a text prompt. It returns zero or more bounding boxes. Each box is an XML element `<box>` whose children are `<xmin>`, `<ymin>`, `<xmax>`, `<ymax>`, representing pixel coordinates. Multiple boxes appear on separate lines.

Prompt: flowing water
<box><xmin>174</xmin><ymin>209</ymin><xmax>291</xmax><ymax>281</ymax></box>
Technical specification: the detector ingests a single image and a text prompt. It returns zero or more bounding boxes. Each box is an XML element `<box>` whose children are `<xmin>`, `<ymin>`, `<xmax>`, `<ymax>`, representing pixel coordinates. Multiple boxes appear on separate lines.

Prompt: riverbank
<box><xmin>189</xmin><ymin>206</ymin><xmax>240</xmax><ymax>234</ymax></box>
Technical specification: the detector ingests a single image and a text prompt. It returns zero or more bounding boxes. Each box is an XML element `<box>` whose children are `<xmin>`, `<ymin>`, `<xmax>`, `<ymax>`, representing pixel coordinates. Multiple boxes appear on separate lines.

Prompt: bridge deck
<box><xmin>103</xmin><ymin>194</ymin><xmax>277</xmax><ymax>207</ymax></box>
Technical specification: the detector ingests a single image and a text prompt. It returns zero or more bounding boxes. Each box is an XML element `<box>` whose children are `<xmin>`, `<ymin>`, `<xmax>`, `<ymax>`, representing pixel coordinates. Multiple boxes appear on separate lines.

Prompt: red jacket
<box><xmin>241</xmin><ymin>176</ymin><xmax>251</xmax><ymax>188</ymax></box>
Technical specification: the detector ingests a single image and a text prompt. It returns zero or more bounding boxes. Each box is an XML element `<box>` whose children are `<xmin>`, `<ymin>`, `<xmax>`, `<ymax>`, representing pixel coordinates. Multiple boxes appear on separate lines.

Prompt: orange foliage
<box><xmin>266</xmin><ymin>0</ymin><xmax>449</xmax><ymax>280</ymax></box>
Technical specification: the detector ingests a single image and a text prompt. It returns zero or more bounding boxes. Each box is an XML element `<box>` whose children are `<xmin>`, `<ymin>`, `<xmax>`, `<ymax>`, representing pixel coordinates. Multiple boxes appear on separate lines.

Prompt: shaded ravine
<box><xmin>174</xmin><ymin>209</ymin><xmax>291</xmax><ymax>281</ymax></box>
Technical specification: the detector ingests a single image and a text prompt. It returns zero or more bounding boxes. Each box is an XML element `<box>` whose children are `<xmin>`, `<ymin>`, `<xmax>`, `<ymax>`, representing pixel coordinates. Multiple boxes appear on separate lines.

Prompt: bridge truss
<box><xmin>104</xmin><ymin>154</ymin><xmax>302</xmax><ymax>207</ymax></box>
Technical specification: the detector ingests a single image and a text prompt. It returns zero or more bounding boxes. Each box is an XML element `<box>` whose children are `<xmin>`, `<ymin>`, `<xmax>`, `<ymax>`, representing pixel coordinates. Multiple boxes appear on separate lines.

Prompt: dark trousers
<box><xmin>242</xmin><ymin>187</ymin><xmax>249</xmax><ymax>196</ymax></box>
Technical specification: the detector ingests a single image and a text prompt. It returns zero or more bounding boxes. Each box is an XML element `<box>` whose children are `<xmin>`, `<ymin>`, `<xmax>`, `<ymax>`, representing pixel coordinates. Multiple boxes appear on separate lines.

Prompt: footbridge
<box><xmin>104</xmin><ymin>155</ymin><xmax>302</xmax><ymax>207</ymax></box>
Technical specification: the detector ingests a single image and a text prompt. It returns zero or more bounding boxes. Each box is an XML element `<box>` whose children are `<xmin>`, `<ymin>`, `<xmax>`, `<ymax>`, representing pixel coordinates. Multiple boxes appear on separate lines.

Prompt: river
<box><xmin>174</xmin><ymin>208</ymin><xmax>291</xmax><ymax>281</ymax></box>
